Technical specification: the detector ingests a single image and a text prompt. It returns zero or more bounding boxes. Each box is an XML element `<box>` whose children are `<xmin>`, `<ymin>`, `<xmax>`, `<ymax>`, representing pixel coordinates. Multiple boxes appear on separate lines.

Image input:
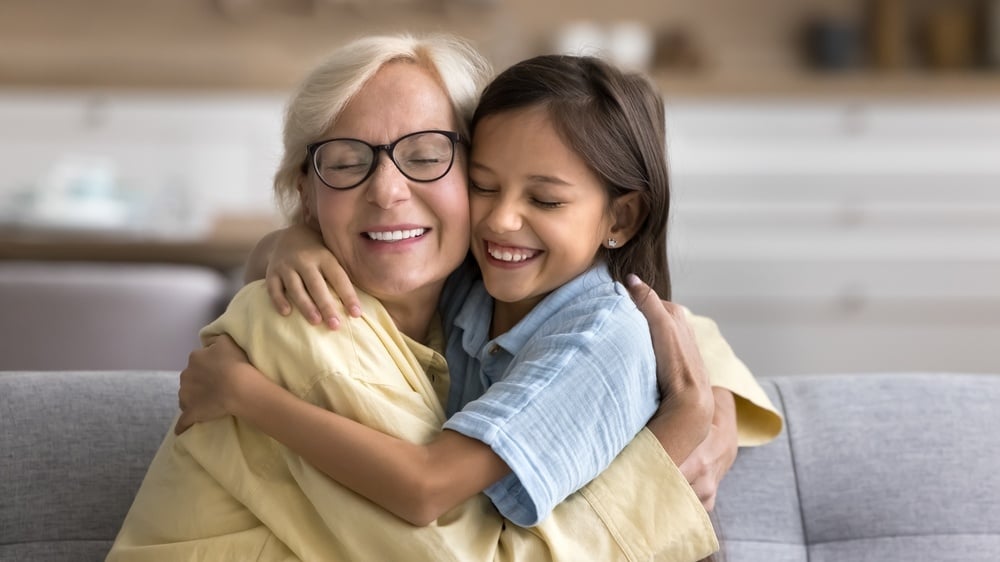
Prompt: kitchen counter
<box><xmin>0</xmin><ymin>216</ymin><xmax>277</xmax><ymax>270</ymax></box>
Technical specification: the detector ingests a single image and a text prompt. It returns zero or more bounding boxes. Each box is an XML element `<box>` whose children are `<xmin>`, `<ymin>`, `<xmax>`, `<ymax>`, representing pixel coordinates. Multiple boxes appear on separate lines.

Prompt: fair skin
<box><xmin>299</xmin><ymin>62</ymin><xmax>470</xmax><ymax>342</ymax></box>
<box><xmin>468</xmin><ymin>106</ymin><xmax>643</xmax><ymax>334</ymax></box>
<box><xmin>177</xmin><ymin>61</ymin><xmax>713</xmax><ymax>526</ymax></box>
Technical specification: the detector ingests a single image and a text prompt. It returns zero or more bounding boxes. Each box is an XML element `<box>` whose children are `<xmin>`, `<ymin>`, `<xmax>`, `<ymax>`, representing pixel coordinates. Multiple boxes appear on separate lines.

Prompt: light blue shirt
<box><xmin>440</xmin><ymin>262</ymin><xmax>658</xmax><ymax>527</ymax></box>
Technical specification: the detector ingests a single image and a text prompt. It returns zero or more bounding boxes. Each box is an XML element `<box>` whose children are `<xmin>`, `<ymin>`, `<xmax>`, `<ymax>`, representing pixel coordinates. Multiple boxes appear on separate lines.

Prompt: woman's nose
<box><xmin>365</xmin><ymin>153</ymin><xmax>411</xmax><ymax>208</ymax></box>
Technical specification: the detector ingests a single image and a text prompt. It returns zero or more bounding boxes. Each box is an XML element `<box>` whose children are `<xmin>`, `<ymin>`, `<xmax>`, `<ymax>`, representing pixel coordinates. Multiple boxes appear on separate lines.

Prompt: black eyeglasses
<box><xmin>306</xmin><ymin>130</ymin><xmax>465</xmax><ymax>190</ymax></box>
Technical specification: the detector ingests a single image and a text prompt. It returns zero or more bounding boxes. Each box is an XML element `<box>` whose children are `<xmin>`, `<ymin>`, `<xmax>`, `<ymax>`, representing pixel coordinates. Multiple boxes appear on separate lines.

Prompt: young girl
<box><xmin>439</xmin><ymin>53</ymin><xmax>680</xmax><ymax>526</ymax></box>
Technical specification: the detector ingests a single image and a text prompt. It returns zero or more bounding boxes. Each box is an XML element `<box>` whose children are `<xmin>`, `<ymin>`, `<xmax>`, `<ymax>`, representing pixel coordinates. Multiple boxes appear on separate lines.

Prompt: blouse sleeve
<box><xmin>685</xmin><ymin>309</ymin><xmax>784</xmax><ymax>446</ymax></box>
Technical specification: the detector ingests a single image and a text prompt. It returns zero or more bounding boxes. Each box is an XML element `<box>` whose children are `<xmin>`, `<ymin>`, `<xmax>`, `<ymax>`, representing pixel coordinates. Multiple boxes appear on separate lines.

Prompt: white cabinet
<box><xmin>0</xmin><ymin>91</ymin><xmax>285</xmax><ymax>236</ymax></box>
<box><xmin>664</xmin><ymin>99</ymin><xmax>1000</xmax><ymax>376</ymax></box>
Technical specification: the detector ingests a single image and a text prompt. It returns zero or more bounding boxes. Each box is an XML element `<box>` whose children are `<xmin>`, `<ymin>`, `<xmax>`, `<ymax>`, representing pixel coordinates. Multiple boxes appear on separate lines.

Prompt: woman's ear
<box><xmin>605</xmin><ymin>191</ymin><xmax>647</xmax><ymax>249</ymax></box>
<box><xmin>297</xmin><ymin>175</ymin><xmax>320</xmax><ymax>229</ymax></box>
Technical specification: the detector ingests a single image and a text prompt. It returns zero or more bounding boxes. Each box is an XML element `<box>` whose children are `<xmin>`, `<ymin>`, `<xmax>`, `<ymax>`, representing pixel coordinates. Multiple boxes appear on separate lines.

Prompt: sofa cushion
<box><xmin>716</xmin><ymin>373</ymin><xmax>1000</xmax><ymax>562</ymax></box>
<box><xmin>0</xmin><ymin>371</ymin><xmax>178</xmax><ymax>561</ymax></box>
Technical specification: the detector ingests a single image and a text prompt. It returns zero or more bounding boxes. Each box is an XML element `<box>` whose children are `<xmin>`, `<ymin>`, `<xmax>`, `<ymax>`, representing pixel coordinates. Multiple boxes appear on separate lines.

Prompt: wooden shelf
<box><xmin>653</xmin><ymin>70</ymin><xmax>1000</xmax><ymax>100</ymax></box>
<box><xmin>0</xmin><ymin>232</ymin><xmax>256</xmax><ymax>270</ymax></box>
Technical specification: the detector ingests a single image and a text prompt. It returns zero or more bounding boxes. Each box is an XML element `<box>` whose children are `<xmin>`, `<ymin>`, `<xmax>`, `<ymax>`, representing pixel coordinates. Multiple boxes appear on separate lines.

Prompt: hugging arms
<box><xmin>110</xmin><ymin>35</ymin><xmax>781</xmax><ymax>562</ymax></box>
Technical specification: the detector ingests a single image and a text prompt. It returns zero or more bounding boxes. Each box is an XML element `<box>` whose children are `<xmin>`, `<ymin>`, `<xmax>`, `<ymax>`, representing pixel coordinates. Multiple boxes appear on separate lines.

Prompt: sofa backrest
<box><xmin>0</xmin><ymin>261</ymin><xmax>230</xmax><ymax>371</ymax></box>
<box><xmin>2</xmin><ymin>371</ymin><xmax>998</xmax><ymax>561</ymax></box>
<box><xmin>714</xmin><ymin>373</ymin><xmax>1000</xmax><ymax>562</ymax></box>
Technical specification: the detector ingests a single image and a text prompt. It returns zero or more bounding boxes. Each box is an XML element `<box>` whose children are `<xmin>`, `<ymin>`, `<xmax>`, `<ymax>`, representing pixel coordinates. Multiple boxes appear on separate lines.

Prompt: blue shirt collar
<box><xmin>454</xmin><ymin>262</ymin><xmax>615</xmax><ymax>359</ymax></box>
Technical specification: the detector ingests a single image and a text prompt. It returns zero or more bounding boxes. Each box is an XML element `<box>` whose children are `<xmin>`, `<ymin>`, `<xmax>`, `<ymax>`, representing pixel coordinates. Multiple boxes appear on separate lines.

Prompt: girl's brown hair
<box><xmin>470</xmin><ymin>54</ymin><xmax>672</xmax><ymax>298</ymax></box>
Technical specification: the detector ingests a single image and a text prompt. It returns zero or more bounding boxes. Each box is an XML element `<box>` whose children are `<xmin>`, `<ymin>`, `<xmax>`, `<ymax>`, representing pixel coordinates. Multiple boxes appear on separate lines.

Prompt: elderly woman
<box><xmin>109</xmin><ymin>34</ymin><xmax>779</xmax><ymax>561</ymax></box>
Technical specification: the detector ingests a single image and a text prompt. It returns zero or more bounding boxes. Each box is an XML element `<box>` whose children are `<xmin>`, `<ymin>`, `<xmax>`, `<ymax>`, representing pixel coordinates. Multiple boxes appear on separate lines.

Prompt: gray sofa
<box><xmin>0</xmin><ymin>261</ymin><xmax>234</xmax><ymax>371</ymax></box>
<box><xmin>1</xmin><ymin>371</ymin><xmax>998</xmax><ymax>561</ymax></box>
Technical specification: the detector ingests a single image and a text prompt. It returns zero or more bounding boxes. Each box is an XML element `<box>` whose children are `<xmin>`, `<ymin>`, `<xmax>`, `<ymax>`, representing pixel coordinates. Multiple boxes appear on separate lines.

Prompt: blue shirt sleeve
<box><xmin>443</xmin><ymin>294</ymin><xmax>659</xmax><ymax>526</ymax></box>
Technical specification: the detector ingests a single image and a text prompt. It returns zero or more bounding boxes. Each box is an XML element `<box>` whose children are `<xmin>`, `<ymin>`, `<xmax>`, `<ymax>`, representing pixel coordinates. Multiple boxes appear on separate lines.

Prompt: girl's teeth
<box><xmin>487</xmin><ymin>243</ymin><xmax>536</xmax><ymax>262</ymax></box>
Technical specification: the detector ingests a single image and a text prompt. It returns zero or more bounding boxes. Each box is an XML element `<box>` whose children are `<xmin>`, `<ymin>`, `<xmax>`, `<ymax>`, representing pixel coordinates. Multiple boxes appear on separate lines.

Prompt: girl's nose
<box><xmin>483</xmin><ymin>197</ymin><xmax>522</xmax><ymax>233</ymax></box>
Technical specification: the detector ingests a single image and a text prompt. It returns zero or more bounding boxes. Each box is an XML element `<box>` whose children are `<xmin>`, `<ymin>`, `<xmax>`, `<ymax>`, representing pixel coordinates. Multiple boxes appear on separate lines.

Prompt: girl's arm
<box><xmin>245</xmin><ymin>224</ymin><xmax>362</xmax><ymax>329</ymax></box>
<box><xmin>245</xmin><ymin>231</ymin><xmax>738</xmax><ymax>504</ymax></box>
<box><xmin>176</xmin><ymin>335</ymin><xmax>509</xmax><ymax>527</ymax></box>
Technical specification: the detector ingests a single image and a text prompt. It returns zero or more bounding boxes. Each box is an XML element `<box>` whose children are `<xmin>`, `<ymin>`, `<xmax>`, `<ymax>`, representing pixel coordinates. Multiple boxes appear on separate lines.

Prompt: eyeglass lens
<box><xmin>313</xmin><ymin>131</ymin><xmax>455</xmax><ymax>189</ymax></box>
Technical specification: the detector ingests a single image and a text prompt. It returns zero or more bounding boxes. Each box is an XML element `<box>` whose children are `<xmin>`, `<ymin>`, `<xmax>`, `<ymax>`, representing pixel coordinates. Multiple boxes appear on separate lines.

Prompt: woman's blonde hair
<box><xmin>274</xmin><ymin>33</ymin><xmax>494</xmax><ymax>222</ymax></box>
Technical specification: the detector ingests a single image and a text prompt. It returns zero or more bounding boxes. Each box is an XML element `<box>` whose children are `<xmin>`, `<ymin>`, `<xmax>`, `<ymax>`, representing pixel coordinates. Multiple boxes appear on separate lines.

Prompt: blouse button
<box><xmin>488</xmin><ymin>345</ymin><xmax>501</xmax><ymax>355</ymax></box>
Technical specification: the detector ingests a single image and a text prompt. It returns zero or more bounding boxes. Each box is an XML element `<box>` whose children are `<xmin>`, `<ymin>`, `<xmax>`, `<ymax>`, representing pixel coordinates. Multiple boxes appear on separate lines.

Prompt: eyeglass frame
<box><xmin>305</xmin><ymin>129</ymin><xmax>467</xmax><ymax>191</ymax></box>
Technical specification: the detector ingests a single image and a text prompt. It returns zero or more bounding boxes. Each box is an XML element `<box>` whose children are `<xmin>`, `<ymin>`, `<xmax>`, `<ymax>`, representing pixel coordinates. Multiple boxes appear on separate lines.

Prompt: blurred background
<box><xmin>1</xmin><ymin>0</ymin><xmax>998</xmax><ymax>375</ymax></box>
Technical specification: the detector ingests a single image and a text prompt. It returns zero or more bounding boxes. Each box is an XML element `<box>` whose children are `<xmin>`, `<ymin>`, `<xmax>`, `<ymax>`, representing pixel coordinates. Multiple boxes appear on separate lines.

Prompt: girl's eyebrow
<box><xmin>526</xmin><ymin>174</ymin><xmax>571</xmax><ymax>187</ymax></box>
<box><xmin>470</xmin><ymin>162</ymin><xmax>571</xmax><ymax>187</ymax></box>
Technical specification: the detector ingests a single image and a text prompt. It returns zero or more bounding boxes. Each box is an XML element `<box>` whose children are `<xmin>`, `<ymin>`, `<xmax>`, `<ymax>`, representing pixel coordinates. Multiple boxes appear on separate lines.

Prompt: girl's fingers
<box><xmin>265</xmin><ymin>273</ymin><xmax>292</xmax><ymax>316</ymax></box>
<box><xmin>302</xmin><ymin>269</ymin><xmax>342</xmax><ymax>330</ymax></box>
<box><xmin>282</xmin><ymin>271</ymin><xmax>322</xmax><ymax>325</ymax></box>
<box><xmin>321</xmin><ymin>261</ymin><xmax>362</xmax><ymax>318</ymax></box>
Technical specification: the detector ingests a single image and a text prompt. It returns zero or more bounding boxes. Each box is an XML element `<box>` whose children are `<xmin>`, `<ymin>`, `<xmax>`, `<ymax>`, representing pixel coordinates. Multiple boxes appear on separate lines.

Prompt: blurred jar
<box><xmin>922</xmin><ymin>4</ymin><xmax>975</xmax><ymax>69</ymax></box>
<box><xmin>606</xmin><ymin>22</ymin><xmax>655</xmax><ymax>72</ymax></box>
<box><xmin>552</xmin><ymin>21</ymin><xmax>655</xmax><ymax>72</ymax></box>
<box><xmin>802</xmin><ymin>18</ymin><xmax>864</xmax><ymax>70</ymax></box>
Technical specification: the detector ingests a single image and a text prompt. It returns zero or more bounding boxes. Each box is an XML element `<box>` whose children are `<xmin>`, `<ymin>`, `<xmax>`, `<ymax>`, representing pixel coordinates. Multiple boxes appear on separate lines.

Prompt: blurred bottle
<box><xmin>607</xmin><ymin>22</ymin><xmax>655</xmax><ymax>72</ymax></box>
<box><xmin>868</xmin><ymin>0</ymin><xmax>909</xmax><ymax>69</ymax></box>
<box><xmin>990</xmin><ymin>0</ymin><xmax>1000</xmax><ymax>67</ymax></box>
<box><xmin>552</xmin><ymin>21</ymin><xmax>606</xmax><ymax>58</ymax></box>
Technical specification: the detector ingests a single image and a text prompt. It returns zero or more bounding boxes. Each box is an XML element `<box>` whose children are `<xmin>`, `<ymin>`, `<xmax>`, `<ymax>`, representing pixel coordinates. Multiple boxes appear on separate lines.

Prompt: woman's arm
<box><xmin>177</xmin><ymin>335</ymin><xmax>509</xmax><ymax>527</ymax></box>
<box><xmin>245</xmin><ymin>224</ymin><xmax>362</xmax><ymax>329</ymax></box>
<box><xmin>677</xmin><ymin>387</ymin><xmax>738</xmax><ymax>511</ymax></box>
<box><xmin>637</xmin><ymin>290</ymin><xmax>781</xmax><ymax>510</ymax></box>
<box><xmin>624</xmin><ymin>275</ymin><xmax>714</xmax><ymax>466</ymax></box>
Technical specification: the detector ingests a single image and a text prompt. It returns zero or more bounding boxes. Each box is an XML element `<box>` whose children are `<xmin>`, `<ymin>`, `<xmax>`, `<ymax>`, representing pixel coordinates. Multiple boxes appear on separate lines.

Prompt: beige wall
<box><xmin>0</xmin><ymin>0</ymin><xmax>872</xmax><ymax>91</ymax></box>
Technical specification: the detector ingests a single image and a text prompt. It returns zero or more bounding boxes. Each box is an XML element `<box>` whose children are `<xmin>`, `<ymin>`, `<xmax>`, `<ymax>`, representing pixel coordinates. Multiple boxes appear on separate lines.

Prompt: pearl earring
<box><xmin>607</xmin><ymin>238</ymin><xmax>618</xmax><ymax>248</ymax></box>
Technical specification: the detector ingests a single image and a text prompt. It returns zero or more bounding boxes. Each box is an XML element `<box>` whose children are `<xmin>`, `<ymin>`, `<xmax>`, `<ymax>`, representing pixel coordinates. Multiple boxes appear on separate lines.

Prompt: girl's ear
<box><xmin>605</xmin><ymin>191</ymin><xmax>647</xmax><ymax>249</ymax></box>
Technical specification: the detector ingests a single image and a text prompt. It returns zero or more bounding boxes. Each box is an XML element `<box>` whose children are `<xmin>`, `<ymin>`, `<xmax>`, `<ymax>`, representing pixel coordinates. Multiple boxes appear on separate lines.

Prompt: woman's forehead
<box><xmin>329</xmin><ymin>62</ymin><xmax>457</xmax><ymax>141</ymax></box>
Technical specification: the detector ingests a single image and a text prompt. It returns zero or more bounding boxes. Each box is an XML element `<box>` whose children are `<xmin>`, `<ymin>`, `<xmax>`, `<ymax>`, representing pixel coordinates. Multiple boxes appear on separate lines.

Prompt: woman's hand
<box><xmin>175</xmin><ymin>335</ymin><xmax>252</xmax><ymax>435</ymax></box>
<box><xmin>678</xmin><ymin>387</ymin><xmax>739</xmax><ymax>511</ymax></box>
<box><xmin>625</xmin><ymin>274</ymin><xmax>714</xmax><ymax>470</ymax></box>
<box><xmin>247</xmin><ymin>224</ymin><xmax>361</xmax><ymax>329</ymax></box>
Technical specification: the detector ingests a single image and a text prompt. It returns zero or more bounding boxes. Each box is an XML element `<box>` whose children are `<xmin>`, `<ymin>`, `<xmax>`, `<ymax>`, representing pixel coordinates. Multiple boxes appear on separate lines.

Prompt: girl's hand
<box><xmin>175</xmin><ymin>335</ymin><xmax>251</xmax><ymax>434</ymax></box>
<box><xmin>249</xmin><ymin>224</ymin><xmax>362</xmax><ymax>330</ymax></box>
<box><xmin>625</xmin><ymin>274</ymin><xmax>714</xmax><ymax>468</ymax></box>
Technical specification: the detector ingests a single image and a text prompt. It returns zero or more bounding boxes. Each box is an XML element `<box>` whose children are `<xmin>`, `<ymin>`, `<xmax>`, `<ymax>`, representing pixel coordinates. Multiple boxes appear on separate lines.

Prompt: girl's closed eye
<box><xmin>469</xmin><ymin>181</ymin><xmax>498</xmax><ymax>195</ymax></box>
<box><xmin>531</xmin><ymin>197</ymin><xmax>563</xmax><ymax>209</ymax></box>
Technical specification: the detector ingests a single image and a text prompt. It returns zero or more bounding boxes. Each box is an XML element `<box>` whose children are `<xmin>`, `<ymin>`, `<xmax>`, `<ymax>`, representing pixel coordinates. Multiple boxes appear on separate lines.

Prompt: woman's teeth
<box><xmin>365</xmin><ymin>228</ymin><xmax>426</xmax><ymax>242</ymax></box>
